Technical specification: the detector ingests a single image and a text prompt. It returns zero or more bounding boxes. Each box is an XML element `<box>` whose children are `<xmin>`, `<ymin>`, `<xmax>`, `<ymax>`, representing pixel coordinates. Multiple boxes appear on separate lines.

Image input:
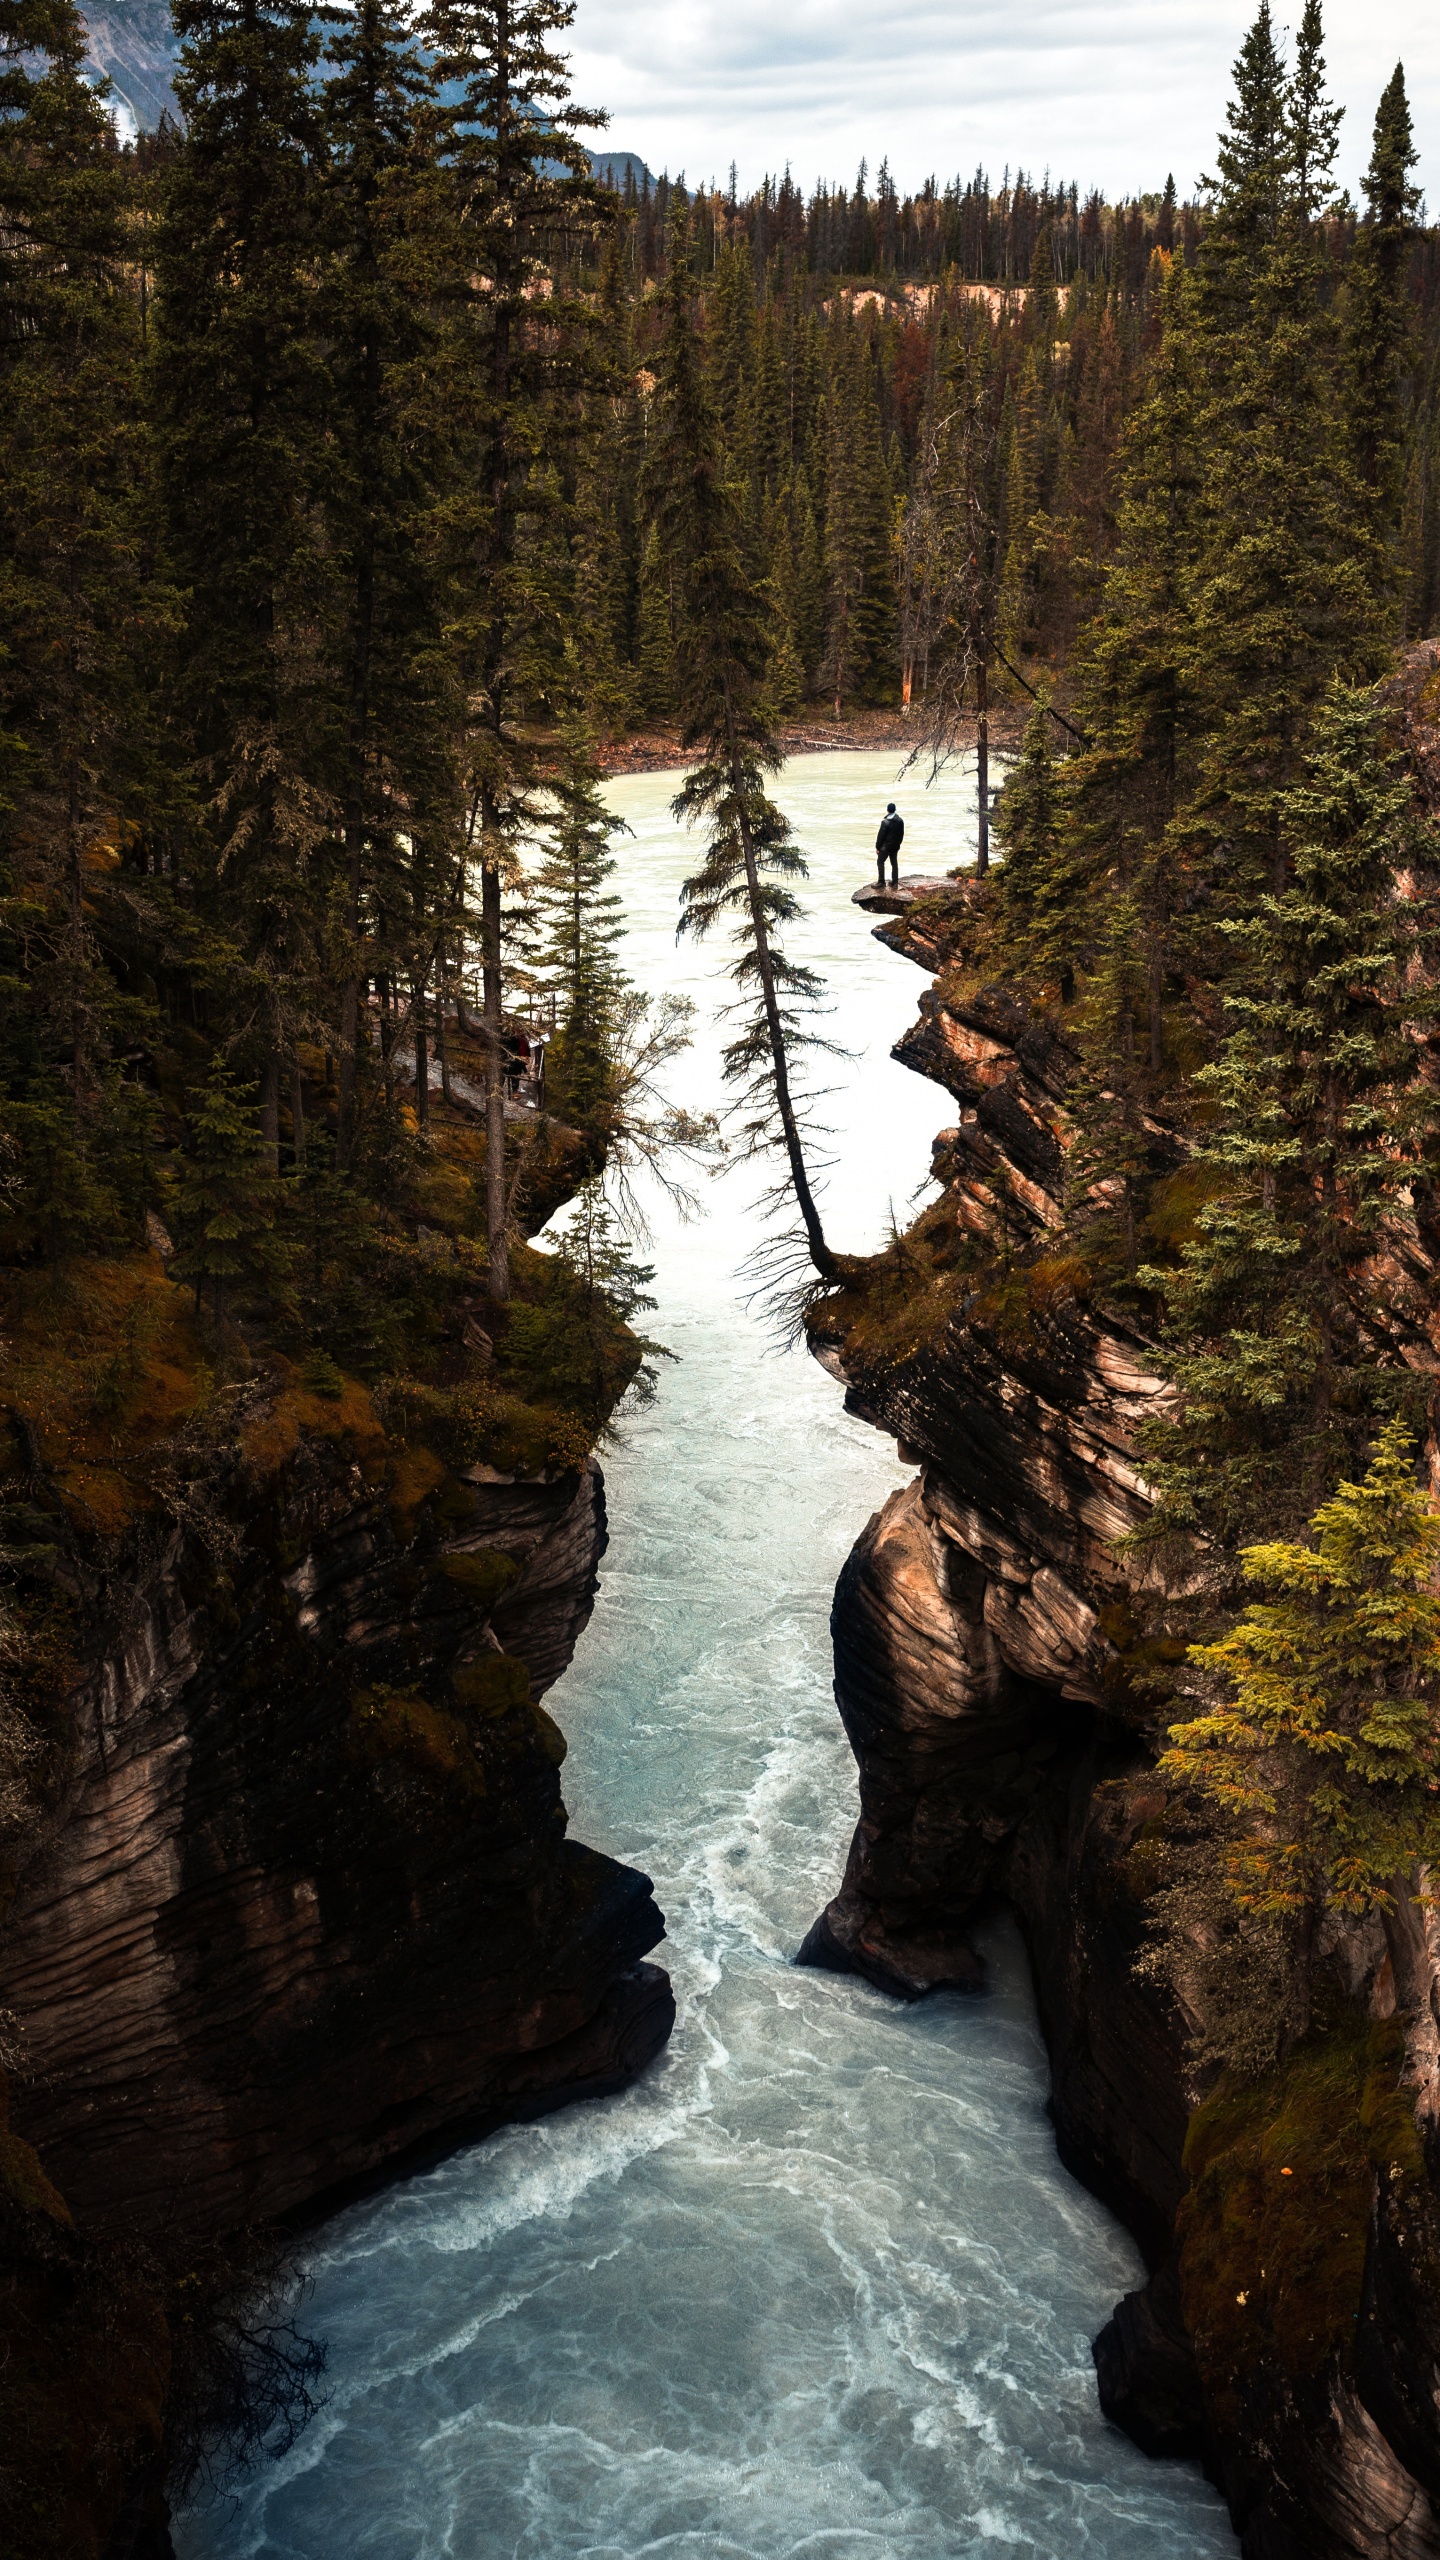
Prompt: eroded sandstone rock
<box><xmin>1</xmin><ymin>1438</ymin><xmax>672</xmax><ymax>2239</ymax></box>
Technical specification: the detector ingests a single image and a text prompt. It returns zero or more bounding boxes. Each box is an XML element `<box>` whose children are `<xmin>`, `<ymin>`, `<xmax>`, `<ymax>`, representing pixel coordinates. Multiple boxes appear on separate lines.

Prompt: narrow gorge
<box><xmin>16</xmin><ymin>737</ymin><xmax>1440</xmax><ymax>2560</ymax></box>
<box><xmin>166</xmin><ymin>755</ymin><xmax>1236</xmax><ymax>2560</ymax></box>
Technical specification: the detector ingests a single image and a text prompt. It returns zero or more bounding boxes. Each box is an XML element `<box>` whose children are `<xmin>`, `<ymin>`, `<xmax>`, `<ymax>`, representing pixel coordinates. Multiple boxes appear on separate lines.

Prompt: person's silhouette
<box><xmin>875</xmin><ymin>801</ymin><xmax>904</xmax><ymax>886</ymax></box>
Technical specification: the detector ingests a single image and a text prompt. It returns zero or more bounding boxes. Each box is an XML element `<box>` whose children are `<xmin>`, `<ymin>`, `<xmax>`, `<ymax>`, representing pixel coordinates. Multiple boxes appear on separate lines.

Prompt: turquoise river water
<box><xmin>178</xmin><ymin>750</ymin><xmax>1237</xmax><ymax>2560</ymax></box>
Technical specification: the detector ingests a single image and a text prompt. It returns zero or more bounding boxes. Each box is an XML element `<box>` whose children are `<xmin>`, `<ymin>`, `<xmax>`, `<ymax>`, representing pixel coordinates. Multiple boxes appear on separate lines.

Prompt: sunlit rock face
<box><xmin>804</xmin><ymin>670</ymin><xmax>1440</xmax><ymax>2560</ymax></box>
<box><xmin>0</xmin><ymin>1429</ymin><xmax>671</xmax><ymax>2240</ymax></box>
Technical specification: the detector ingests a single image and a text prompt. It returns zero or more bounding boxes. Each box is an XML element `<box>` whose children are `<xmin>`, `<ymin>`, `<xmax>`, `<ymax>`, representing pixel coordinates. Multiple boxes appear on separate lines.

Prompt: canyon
<box><xmin>168</xmin><ymin>752</ymin><xmax>1232</xmax><ymax>2560</ymax></box>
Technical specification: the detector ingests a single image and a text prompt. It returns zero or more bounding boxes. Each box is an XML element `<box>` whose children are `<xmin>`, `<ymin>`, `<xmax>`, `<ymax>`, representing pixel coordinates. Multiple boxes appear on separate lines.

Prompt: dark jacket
<box><xmin>876</xmin><ymin>812</ymin><xmax>905</xmax><ymax>858</ymax></box>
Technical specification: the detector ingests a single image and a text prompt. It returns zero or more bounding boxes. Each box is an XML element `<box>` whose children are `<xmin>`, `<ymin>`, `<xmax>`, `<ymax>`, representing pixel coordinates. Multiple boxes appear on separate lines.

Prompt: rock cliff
<box><xmin>802</xmin><ymin>832</ymin><xmax>1440</xmax><ymax>2556</ymax></box>
<box><xmin>1</xmin><ymin>1421</ymin><xmax>669</xmax><ymax>2237</ymax></box>
<box><xmin>0</xmin><ymin>1308</ymin><xmax>672</xmax><ymax>2554</ymax></box>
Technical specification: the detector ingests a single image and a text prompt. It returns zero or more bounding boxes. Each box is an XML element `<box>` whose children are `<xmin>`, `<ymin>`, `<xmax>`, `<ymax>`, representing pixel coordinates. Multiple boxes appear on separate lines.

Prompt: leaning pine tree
<box><xmin>650</xmin><ymin>220</ymin><xmax>840</xmax><ymax>1284</ymax></box>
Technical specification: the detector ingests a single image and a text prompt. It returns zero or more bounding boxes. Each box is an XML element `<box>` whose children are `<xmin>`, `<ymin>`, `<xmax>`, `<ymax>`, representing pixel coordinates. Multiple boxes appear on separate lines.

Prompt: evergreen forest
<box><xmin>9</xmin><ymin>0</ymin><xmax>1440</xmax><ymax>2534</ymax></box>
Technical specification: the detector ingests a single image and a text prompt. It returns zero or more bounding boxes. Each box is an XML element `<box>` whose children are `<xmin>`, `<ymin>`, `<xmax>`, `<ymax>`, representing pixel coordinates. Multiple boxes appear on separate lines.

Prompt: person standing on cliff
<box><xmin>875</xmin><ymin>802</ymin><xmax>904</xmax><ymax>886</ymax></box>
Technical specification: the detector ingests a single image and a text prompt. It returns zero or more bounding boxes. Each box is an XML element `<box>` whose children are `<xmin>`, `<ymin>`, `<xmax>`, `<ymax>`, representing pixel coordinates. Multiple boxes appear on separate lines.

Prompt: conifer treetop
<box><xmin>1165</xmin><ymin>1418</ymin><xmax>1440</xmax><ymax>1923</ymax></box>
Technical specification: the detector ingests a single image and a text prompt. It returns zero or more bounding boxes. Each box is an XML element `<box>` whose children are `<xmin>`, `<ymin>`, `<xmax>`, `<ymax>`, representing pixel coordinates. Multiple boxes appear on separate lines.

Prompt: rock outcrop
<box><xmin>0</xmin><ymin>1342</ymin><xmax>671</xmax><ymax>2559</ymax></box>
<box><xmin>803</xmin><ymin>790</ymin><xmax>1440</xmax><ymax>2555</ymax></box>
<box><xmin>1</xmin><ymin>1414</ymin><xmax>671</xmax><ymax>2239</ymax></box>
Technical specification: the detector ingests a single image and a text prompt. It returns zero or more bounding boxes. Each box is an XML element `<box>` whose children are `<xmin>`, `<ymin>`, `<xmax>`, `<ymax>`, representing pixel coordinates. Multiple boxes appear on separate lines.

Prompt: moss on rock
<box><xmin>1177</xmin><ymin>2014</ymin><xmax>1424</xmax><ymax>2427</ymax></box>
<box><xmin>435</xmin><ymin>1548</ymin><xmax>521</xmax><ymax>1611</ymax></box>
<box><xmin>451</xmin><ymin>1655</ymin><xmax>532</xmax><ymax>1716</ymax></box>
<box><xmin>350</xmin><ymin>1687</ymin><xmax>488</xmax><ymax>1798</ymax></box>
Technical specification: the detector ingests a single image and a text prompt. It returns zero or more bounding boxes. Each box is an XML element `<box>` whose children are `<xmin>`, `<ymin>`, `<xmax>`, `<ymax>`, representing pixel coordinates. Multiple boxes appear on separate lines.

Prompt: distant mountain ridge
<box><xmin>76</xmin><ymin>0</ymin><xmax>652</xmax><ymax>182</ymax></box>
<box><xmin>79</xmin><ymin>0</ymin><xmax>176</xmax><ymax>133</ymax></box>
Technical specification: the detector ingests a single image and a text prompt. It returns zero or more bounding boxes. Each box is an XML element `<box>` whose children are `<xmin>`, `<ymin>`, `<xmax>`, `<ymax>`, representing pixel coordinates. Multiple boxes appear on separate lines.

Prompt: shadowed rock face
<box><xmin>803</xmin><ymin>701</ymin><xmax>1440</xmax><ymax>2557</ymax></box>
<box><xmin>0</xmin><ymin>1440</ymin><xmax>671</xmax><ymax>2240</ymax></box>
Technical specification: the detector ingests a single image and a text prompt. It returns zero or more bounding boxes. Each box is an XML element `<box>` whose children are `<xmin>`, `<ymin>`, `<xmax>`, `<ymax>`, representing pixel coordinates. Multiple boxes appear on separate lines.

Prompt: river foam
<box><xmin>178</xmin><ymin>750</ymin><xmax>1236</xmax><ymax>2560</ymax></box>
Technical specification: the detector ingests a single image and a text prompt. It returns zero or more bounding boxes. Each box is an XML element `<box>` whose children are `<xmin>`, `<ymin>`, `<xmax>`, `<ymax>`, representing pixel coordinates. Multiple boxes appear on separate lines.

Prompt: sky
<box><xmin>568</xmin><ymin>0</ymin><xmax>1440</xmax><ymax>210</ymax></box>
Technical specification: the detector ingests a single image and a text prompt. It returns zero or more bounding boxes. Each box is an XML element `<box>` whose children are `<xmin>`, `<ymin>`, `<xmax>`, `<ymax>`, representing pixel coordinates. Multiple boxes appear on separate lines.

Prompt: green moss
<box><xmin>350</xmin><ymin>1687</ymin><xmax>488</xmax><ymax>1797</ymax></box>
<box><xmin>1177</xmin><ymin>2014</ymin><xmax>1422</xmax><ymax>2423</ymax></box>
<box><xmin>435</xmin><ymin>1548</ymin><xmax>520</xmax><ymax>1611</ymax></box>
<box><xmin>451</xmin><ymin>1654</ymin><xmax>531</xmax><ymax>1716</ymax></box>
<box><xmin>385</xmin><ymin>1442</ymin><xmax>449</xmax><ymax>1538</ymax></box>
<box><xmin>531</xmin><ymin>1703</ymin><xmax>567</xmax><ymax>1767</ymax></box>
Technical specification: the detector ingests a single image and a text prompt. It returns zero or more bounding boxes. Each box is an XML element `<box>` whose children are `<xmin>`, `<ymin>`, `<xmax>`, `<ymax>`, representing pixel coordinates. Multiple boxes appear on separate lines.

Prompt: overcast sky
<box><xmin>568</xmin><ymin>0</ymin><xmax>1439</xmax><ymax>210</ymax></box>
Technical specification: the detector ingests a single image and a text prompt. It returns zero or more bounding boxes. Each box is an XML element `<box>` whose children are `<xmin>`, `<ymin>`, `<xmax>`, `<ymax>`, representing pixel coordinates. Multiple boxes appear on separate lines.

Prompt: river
<box><xmin>178</xmin><ymin>749</ymin><xmax>1236</xmax><ymax>2560</ymax></box>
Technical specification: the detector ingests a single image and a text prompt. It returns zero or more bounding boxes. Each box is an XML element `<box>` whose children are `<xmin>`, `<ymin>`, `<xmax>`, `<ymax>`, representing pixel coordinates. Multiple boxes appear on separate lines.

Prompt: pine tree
<box><xmin>790</xmin><ymin>468</ymin><xmax>827</xmax><ymax>678</ymax></box>
<box><xmin>1200</xmin><ymin>0</ymin><xmax>1288</xmax><ymax>292</ymax></box>
<box><xmin>993</xmin><ymin>700</ymin><xmax>1070</xmax><ymax>982</ymax></box>
<box><xmin>1139</xmin><ymin>685</ymin><xmax>1438</xmax><ymax>1556</ymax></box>
<box><xmin>572</xmin><ymin>230</ymin><xmax>643</xmax><ymax>734</ymax></box>
<box><xmin>425</xmin><ymin>0</ymin><xmax>607</xmax><ymax>1300</ymax></box>
<box><xmin>1063</xmin><ymin>895</ymin><xmax>1164</xmax><ymax>1288</ymax></box>
<box><xmin>821</xmin><ymin>313</ymin><xmax>896</xmax><ymax>713</ymax></box>
<box><xmin>1163</xmin><ymin>1419</ymin><xmax>1440</xmax><ymax>2039</ymax></box>
<box><xmin>156</xmin><ymin>0</ymin><xmax>331</xmax><ymax>1165</ymax></box>
<box><xmin>503</xmin><ymin>1176</ymin><xmax>666</xmax><ymax>1425</ymax></box>
<box><xmin>1186</xmin><ymin>1</ymin><xmax>1383</xmax><ymax>907</ymax></box>
<box><xmin>650</xmin><ymin>220</ymin><xmax>839</xmax><ymax>1281</ymax></box>
<box><xmin>0</xmin><ymin>0</ymin><xmax>169</xmax><ymax>1238</ymax></box>
<box><xmin>1052</xmin><ymin>251</ymin><xmax>1205</xmax><ymax>1054</ymax></box>
<box><xmin>636</xmin><ymin>524</ymin><xmax>675</xmax><ymax>718</ymax></box>
<box><xmin>171</xmin><ymin>1061</ymin><xmax>280</xmax><ymax>1322</ymax></box>
<box><xmin>708</xmin><ymin>238</ymin><xmax>758</xmax><ymax>458</ymax></box>
<box><xmin>318</xmin><ymin>0</ymin><xmax>457</xmax><ymax>1171</ymax></box>
<box><xmin>1343</xmin><ymin>63</ymin><xmax>1421</xmax><ymax>596</ymax></box>
<box><xmin>908</xmin><ymin>312</ymin><xmax>1005</xmax><ymax>864</ymax></box>
<box><xmin>751</xmin><ymin>299</ymin><xmax>791</xmax><ymax>497</ymax></box>
<box><xmin>760</xmin><ymin>492</ymin><xmax>806</xmax><ymax>712</ymax></box>
<box><xmin>529</xmin><ymin>727</ymin><xmax>626</xmax><ymax>1136</ymax></box>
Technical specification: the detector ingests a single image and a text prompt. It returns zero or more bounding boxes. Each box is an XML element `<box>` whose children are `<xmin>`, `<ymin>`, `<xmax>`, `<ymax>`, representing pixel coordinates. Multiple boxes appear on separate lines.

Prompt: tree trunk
<box><xmin>412</xmin><ymin>976</ymin><xmax>429</xmax><ymax>1130</ymax></box>
<box><xmin>724</xmin><ymin>709</ymin><xmax>837</xmax><ymax>1281</ymax></box>
<box><xmin>259</xmin><ymin>1049</ymin><xmax>280</xmax><ymax>1174</ymax></box>
<box><xmin>337</xmin><ymin>816</ymin><xmax>363</xmax><ymax>1170</ymax></box>
<box><xmin>437</xmin><ymin>967</ymin><xmax>453</xmax><ymax>1106</ymax></box>
<box><xmin>290</xmin><ymin>1061</ymin><xmax>307</xmax><ymax>1170</ymax></box>
<box><xmin>67</xmin><ymin>730</ymin><xmax>88</xmax><ymax>1101</ymax></box>
<box><xmin>379</xmin><ymin>973</ymin><xmax>394</xmax><ymax>1114</ymax></box>
<box><xmin>975</xmin><ymin>652</ymin><xmax>990</xmax><ymax>874</ymax></box>
<box><xmin>482</xmin><ymin>844</ymin><xmax>509</xmax><ymax>1302</ymax></box>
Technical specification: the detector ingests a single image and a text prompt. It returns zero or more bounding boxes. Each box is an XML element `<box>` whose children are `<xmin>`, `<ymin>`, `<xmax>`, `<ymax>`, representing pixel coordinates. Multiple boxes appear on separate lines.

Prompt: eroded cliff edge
<box><xmin>799</xmin><ymin>709</ymin><xmax>1440</xmax><ymax>2558</ymax></box>
<box><xmin>0</xmin><ymin>1269</ymin><xmax>672</xmax><ymax>2555</ymax></box>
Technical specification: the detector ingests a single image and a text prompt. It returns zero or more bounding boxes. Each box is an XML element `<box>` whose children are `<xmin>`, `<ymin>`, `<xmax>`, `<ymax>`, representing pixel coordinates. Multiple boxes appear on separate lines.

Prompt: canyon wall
<box><xmin>801</xmin><ymin>763</ymin><xmax>1440</xmax><ymax>2558</ymax></box>
<box><xmin>0</xmin><ymin>1355</ymin><xmax>671</xmax><ymax>2555</ymax></box>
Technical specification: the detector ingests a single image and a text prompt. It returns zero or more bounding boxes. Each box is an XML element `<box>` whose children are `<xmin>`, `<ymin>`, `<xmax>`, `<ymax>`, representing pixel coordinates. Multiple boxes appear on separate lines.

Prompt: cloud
<box><xmin>566</xmin><ymin>0</ymin><xmax>1440</xmax><ymax>206</ymax></box>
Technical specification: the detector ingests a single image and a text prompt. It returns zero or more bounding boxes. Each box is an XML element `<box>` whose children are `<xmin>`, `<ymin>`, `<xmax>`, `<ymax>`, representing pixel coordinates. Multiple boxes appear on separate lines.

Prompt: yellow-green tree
<box><xmin>1162</xmin><ymin>1420</ymin><xmax>1440</xmax><ymax>2031</ymax></box>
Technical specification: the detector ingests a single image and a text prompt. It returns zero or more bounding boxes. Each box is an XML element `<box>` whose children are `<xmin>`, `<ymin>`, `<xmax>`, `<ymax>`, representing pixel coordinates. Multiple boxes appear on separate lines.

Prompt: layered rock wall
<box><xmin>805</xmin><ymin>849</ymin><xmax>1440</xmax><ymax>2556</ymax></box>
<box><xmin>1</xmin><ymin>1431</ymin><xmax>670</xmax><ymax>2239</ymax></box>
